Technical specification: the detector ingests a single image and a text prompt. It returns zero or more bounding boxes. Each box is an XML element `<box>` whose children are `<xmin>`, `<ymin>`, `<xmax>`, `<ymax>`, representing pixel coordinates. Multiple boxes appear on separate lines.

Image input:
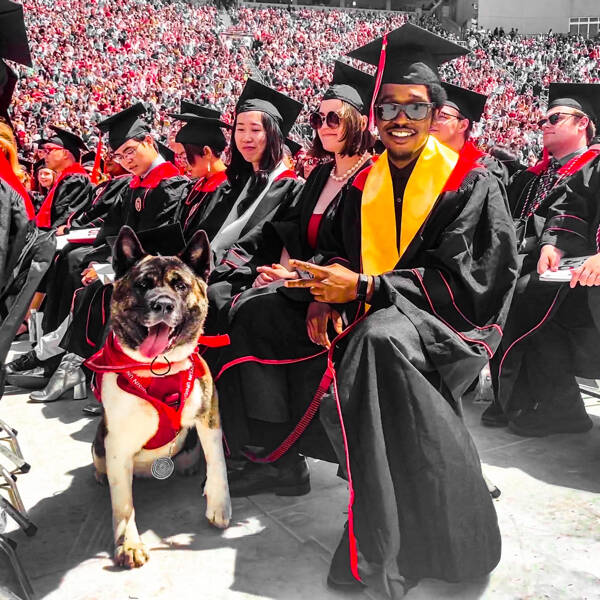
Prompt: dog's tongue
<box><xmin>139</xmin><ymin>323</ymin><xmax>172</xmax><ymax>358</ymax></box>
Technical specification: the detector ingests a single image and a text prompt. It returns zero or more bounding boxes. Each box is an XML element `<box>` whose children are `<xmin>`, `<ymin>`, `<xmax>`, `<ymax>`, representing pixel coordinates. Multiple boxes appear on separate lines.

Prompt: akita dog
<box><xmin>86</xmin><ymin>225</ymin><xmax>231</xmax><ymax>569</ymax></box>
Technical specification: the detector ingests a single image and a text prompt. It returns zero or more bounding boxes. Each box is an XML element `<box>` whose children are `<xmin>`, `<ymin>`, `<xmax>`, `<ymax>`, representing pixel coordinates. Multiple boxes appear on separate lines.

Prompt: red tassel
<box><xmin>369</xmin><ymin>33</ymin><xmax>388</xmax><ymax>132</ymax></box>
<box><xmin>91</xmin><ymin>137</ymin><xmax>103</xmax><ymax>184</ymax></box>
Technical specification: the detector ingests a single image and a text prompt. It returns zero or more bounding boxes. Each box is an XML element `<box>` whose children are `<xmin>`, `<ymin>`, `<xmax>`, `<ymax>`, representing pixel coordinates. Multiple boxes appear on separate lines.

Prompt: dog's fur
<box><xmin>92</xmin><ymin>226</ymin><xmax>231</xmax><ymax>569</ymax></box>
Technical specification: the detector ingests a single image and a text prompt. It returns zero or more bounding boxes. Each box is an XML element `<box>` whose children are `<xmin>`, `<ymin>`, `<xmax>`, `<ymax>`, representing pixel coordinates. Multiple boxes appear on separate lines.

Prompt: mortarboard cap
<box><xmin>347</xmin><ymin>23</ymin><xmax>469</xmax><ymax>87</ymax></box>
<box><xmin>157</xmin><ymin>140</ymin><xmax>175</xmax><ymax>163</ymax></box>
<box><xmin>441</xmin><ymin>82</ymin><xmax>488</xmax><ymax>123</ymax></box>
<box><xmin>322</xmin><ymin>60</ymin><xmax>374</xmax><ymax>115</ymax></box>
<box><xmin>0</xmin><ymin>0</ymin><xmax>32</xmax><ymax>66</ymax></box>
<box><xmin>97</xmin><ymin>103</ymin><xmax>150</xmax><ymax>151</ymax></box>
<box><xmin>179</xmin><ymin>100</ymin><xmax>221</xmax><ymax>120</ymax></box>
<box><xmin>169</xmin><ymin>108</ymin><xmax>230</xmax><ymax>151</ymax></box>
<box><xmin>285</xmin><ymin>138</ymin><xmax>302</xmax><ymax>156</ymax></box>
<box><xmin>548</xmin><ymin>83</ymin><xmax>600</xmax><ymax>125</ymax></box>
<box><xmin>236</xmin><ymin>78</ymin><xmax>303</xmax><ymax>137</ymax></box>
<box><xmin>39</xmin><ymin>125</ymin><xmax>87</xmax><ymax>161</ymax></box>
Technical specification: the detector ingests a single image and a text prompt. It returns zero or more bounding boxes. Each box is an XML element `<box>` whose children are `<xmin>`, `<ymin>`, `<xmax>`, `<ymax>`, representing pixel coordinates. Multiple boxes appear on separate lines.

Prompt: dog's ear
<box><xmin>113</xmin><ymin>226</ymin><xmax>146</xmax><ymax>279</ymax></box>
<box><xmin>179</xmin><ymin>230</ymin><xmax>212</xmax><ymax>281</ymax></box>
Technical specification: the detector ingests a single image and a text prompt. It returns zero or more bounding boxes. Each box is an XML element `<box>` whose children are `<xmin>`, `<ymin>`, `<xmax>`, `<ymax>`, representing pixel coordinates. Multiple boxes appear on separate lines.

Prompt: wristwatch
<box><xmin>355</xmin><ymin>274</ymin><xmax>369</xmax><ymax>302</ymax></box>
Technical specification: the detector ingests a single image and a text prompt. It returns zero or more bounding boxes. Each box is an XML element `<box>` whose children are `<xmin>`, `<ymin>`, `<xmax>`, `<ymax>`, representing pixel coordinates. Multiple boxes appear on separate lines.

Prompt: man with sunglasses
<box><xmin>431</xmin><ymin>82</ymin><xmax>509</xmax><ymax>187</ymax></box>
<box><xmin>285</xmin><ymin>23</ymin><xmax>516</xmax><ymax>596</ymax></box>
<box><xmin>35</xmin><ymin>125</ymin><xmax>92</xmax><ymax>229</ymax></box>
<box><xmin>483</xmin><ymin>83</ymin><xmax>600</xmax><ymax>430</ymax></box>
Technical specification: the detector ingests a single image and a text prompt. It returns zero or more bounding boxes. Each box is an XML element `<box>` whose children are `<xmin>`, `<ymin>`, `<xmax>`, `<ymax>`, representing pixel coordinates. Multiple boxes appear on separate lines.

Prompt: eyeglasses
<box><xmin>375</xmin><ymin>102</ymin><xmax>434</xmax><ymax>122</ymax></box>
<box><xmin>537</xmin><ymin>112</ymin><xmax>583</xmax><ymax>127</ymax></box>
<box><xmin>112</xmin><ymin>141</ymin><xmax>142</xmax><ymax>163</ymax></box>
<box><xmin>309</xmin><ymin>111</ymin><xmax>343</xmax><ymax>130</ymax></box>
<box><xmin>38</xmin><ymin>144</ymin><xmax>63</xmax><ymax>156</ymax></box>
<box><xmin>434</xmin><ymin>111</ymin><xmax>465</xmax><ymax>123</ymax></box>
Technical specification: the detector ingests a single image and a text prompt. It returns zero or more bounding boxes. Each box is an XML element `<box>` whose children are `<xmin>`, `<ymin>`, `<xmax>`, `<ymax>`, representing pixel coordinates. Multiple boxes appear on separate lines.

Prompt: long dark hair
<box><xmin>226</xmin><ymin>112</ymin><xmax>284</xmax><ymax>194</ymax></box>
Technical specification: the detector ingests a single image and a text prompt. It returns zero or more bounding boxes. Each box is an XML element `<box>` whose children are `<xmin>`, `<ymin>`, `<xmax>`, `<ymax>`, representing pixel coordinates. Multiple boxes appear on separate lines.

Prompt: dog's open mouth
<box><xmin>139</xmin><ymin>323</ymin><xmax>179</xmax><ymax>358</ymax></box>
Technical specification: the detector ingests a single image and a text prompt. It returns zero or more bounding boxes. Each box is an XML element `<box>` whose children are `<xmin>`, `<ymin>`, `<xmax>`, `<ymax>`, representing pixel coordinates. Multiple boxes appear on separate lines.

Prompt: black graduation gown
<box><xmin>313</xmin><ymin>158</ymin><xmax>516</xmax><ymax>589</ymax></box>
<box><xmin>480</xmin><ymin>153</ymin><xmax>509</xmax><ymax>188</ymax></box>
<box><xmin>40</xmin><ymin>175</ymin><xmax>133</xmax><ymax>332</ymax></box>
<box><xmin>209</xmin><ymin>162</ymin><xmax>360</xmax><ymax>460</ymax></box>
<box><xmin>48</xmin><ymin>173</ymin><xmax>92</xmax><ymax>228</ymax></box>
<box><xmin>0</xmin><ymin>179</ymin><xmax>29</xmax><ymax>288</ymax></box>
<box><xmin>494</xmin><ymin>153</ymin><xmax>600</xmax><ymax>416</ymax></box>
<box><xmin>61</xmin><ymin>163</ymin><xmax>188</xmax><ymax>358</ymax></box>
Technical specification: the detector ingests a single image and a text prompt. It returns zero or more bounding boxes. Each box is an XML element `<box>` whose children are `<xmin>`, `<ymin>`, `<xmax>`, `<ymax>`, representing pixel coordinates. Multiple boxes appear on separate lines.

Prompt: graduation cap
<box><xmin>157</xmin><ymin>140</ymin><xmax>175</xmax><ymax>163</ymax></box>
<box><xmin>285</xmin><ymin>137</ymin><xmax>302</xmax><ymax>156</ymax></box>
<box><xmin>548</xmin><ymin>83</ymin><xmax>600</xmax><ymax>125</ymax></box>
<box><xmin>97</xmin><ymin>103</ymin><xmax>150</xmax><ymax>151</ymax></box>
<box><xmin>169</xmin><ymin>107</ymin><xmax>230</xmax><ymax>151</ymax></box>
<box><xmin>0</xmin><ymin>59</ymin><xmax>16</xmax><ymax>119</ymax></box>
<box><xmin>347</xmin><ymin>23</ymin><xmax>469</xmax><ymax>87</ymax></box>
<box><xmin>441</xmin><ymin>82</ymin><xmax>488</xmax><ymax>123</ymax></box>
<box><xmin>39</xmin><ymin>125</ymin><xmax>88</xmax><ymax>161</ymax></box>
<box><xmin>322</xmin><ymin>60</ymin><xmax>374</xmax><ymax>115</ymax></box>
<box><xmin>0</xmin><ymin>0</ymin><xmax>33</xmax><ymax>67</ymax></box>
<box><xmin>236</xmin><ymin>78</ymin><xmax>303</xmax><ymax>137</ymax></box>
<box><xmin>179</xmin><ymin>100</ymin><xmax>222</xmax><ymax>120</ymax></box>
<box><xmin>18</xmin><ymin>155</ymin><xmax>32</xmax><ymax>172</ymax></box>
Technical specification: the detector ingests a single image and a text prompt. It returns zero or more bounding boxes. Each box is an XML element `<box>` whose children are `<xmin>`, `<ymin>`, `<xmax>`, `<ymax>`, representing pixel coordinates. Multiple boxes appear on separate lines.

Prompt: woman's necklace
<box><xmin>329</xmin><ymin>152</ymin><xmax>371</xmax><ymax>183</ymax></box>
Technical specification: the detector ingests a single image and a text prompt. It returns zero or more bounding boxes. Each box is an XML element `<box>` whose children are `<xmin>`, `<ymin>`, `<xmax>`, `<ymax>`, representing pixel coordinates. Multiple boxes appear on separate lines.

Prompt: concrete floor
<box><xmin>1</xmin><ymin>343</ymin><xmax>600</xmax><ymax>600</ymax></box>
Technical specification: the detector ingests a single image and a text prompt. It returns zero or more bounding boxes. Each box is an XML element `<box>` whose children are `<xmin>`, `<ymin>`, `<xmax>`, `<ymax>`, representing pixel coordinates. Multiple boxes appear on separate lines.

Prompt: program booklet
<box><xmin>539</xmin><ymin>256</ymin><xmax>592</xmax><ymax>282</ymax></box>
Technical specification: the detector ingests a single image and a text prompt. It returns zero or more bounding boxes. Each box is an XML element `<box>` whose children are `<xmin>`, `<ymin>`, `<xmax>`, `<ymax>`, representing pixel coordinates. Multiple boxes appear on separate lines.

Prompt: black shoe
<box><xmin>5</xmin><ymin>352</ymin><xmax>64</xmax><ymax>389</ymax></box>
<box><xmin>481</xmin><ymin>401</ymin><xmax>508</xmax><ymax>427</ymax></box>
<box><xmin>327</xmin><ymin>525</ymin><xmax>366</xmax><ymax>593</ymax></box>
<box><xmin>228</xmin><ymin>455</ymin><xmax>310</xmax><ymax>497</ymax></box>
<box><xmin>508</xmin><ymin>405</ymin><xmax>593</xmax><ymax>437</ymax></box>
<box><xmin>5</xmin><ymin>351</ymin><xmax>43</xmax><ymax>375</ymax></box>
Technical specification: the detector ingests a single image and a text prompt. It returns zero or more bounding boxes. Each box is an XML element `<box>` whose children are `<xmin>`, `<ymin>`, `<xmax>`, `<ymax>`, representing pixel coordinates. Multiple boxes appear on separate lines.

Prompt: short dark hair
<box><xmin>426</xmin><ymin>83</ymin><xmax>447</xmax><ymax>109</ymax></box>
<box><xmin>130</xmin><ymin>134</ymin><xmax>158</xmax><ymax>151</ymax></box>
<box><xmin>586</xmin><ymin>118</ymin><xmax>597</xmax><ymax>144</ymax></box>
<box><xmin>310</xmin><ymin>101</ymin><xmax>375</xmax><ymax>159</ymax></box>
<box><xmin>183</xmin><ymin>141</ymin><xmax>226</xmax><ymax>165</ymax></box>
<box><xmin>226</xmin><ymin>112</ymin><xmax>284</xmax><ymax>192</ymax></box>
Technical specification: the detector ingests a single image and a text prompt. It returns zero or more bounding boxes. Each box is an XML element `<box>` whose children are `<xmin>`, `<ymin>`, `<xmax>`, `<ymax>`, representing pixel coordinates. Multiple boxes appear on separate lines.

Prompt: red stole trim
<box><xmin>35</xmin><ymin>163</ymin><xmax>89</xmax><ymax>228</ymax></box>
<box><xmin>199</xmin><ymin>169</ymin><xmax>227</xmax><ymax>193</ymax></box>
<box><xmin>129</xmin><ymin>161</ymin><xmax>181</xmax><ymax>189</ymax></box>
<box><xmin>85</xmin><ymin>332</ymin><xmax>229</xmax><ymax>450</ymax></box>
<box><xmin>442</xmin><ymin>141</ymin><xmax>485</xmax><ymax>193</ymax></box>
<box><xmin>0</xmin><ymin>151</ymin><xmax>35</xmax><ymax>219</ymax></box>
<box><xmin>527</xmin><ymin>147</ymin><xmax>599</xmax><ymax>177</ymax></box>
<box><xmin>274</xmin><ymin>169</ymin><xmax>297</xmax><ymax>182</ymax></box>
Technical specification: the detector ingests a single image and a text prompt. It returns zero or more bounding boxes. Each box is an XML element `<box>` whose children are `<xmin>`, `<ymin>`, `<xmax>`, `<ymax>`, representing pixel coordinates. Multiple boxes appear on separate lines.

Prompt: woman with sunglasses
<box><xmin>208</xmin><ymin>61</ymin><xmax>374</xmax><ymax>498</ymax></box>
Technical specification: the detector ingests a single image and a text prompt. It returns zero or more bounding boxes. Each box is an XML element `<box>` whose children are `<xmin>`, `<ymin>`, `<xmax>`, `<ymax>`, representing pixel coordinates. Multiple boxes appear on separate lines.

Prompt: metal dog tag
<box><xmin>151</xmin><ymin>457</ymin><xmax>174</xmax><ymax>480</ymax></box>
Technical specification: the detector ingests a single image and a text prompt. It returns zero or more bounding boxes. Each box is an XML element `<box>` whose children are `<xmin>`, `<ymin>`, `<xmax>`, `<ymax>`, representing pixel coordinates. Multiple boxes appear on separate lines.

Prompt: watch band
<box><xmin>355</xmin><ymin>274</ymin><xmax>369</xmax><ymax>301</ymax></box>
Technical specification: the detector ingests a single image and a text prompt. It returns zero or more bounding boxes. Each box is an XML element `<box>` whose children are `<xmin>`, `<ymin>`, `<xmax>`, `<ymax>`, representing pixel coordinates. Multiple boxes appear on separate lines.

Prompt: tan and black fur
<box><xmin>92</xmin><ymin>226</ymin><xmax>231</xmax><ymax>569</ymax></box>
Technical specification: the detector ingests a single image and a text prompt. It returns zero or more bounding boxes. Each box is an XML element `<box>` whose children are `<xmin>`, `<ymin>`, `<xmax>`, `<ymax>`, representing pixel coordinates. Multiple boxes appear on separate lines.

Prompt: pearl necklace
<box><xmin>329</xmin><ymin>152</ymin><xmax>371</xmax><ymax>183</ymax></box>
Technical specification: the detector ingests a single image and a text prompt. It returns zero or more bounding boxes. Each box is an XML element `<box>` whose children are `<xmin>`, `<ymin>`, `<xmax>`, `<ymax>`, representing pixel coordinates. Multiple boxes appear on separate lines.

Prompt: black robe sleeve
<box><xmin>50</xmin><ymin>174</ymin><xmax>93</xmax><ymax>228</ymax></box>
<box><xmin>0</xmin><ymin>179</ymin><xmax>29</xmax><ymax>287</ymax></box>
<box><xmin>68</xmin><ymin>175</ymin><xmax>132</xmax><ymax>230</ymax></box>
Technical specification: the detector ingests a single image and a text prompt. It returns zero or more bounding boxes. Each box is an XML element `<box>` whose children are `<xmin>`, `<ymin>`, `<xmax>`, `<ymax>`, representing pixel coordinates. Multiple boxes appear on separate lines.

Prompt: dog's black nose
<box><xmin>149</xmin><ymin>296</ymin><xmax>175</xmax><ymax>315</ymax></box>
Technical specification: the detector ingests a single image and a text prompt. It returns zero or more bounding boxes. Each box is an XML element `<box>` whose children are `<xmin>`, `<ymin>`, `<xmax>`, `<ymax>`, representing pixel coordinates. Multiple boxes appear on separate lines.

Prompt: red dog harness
<box><xmin>85</xmin><ymin>332</ymin><xmax>229</xmax><ymax>449</ymax></box>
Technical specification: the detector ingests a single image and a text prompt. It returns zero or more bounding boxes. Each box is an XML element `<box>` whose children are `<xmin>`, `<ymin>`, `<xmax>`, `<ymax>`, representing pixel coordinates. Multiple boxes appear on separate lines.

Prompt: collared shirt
<box><xmin>554</xmin><ymin>146</ymin><xmax>587</xmax><ymax>167</ymax></box>
<box><xmin>139</xmin><ymin>154</ymin><xmax>166</xmax><ymax>180</ymax></box>
<box><xmin>389</xmin><ymin>156</ymin><xmax>419</xmax><ymax>247</ymax></box>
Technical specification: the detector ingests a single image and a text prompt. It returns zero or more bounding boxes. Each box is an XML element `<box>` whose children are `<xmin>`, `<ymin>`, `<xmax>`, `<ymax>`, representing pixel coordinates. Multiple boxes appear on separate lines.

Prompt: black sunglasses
<box><xmin>309</xmin><ymin>111</ymin><xmax>342</xmax><ymax>130</ymax></box>
<box><xmin>375</xmin><ymin>102</ymin><xmax>434</xmax><ymax>122</ymax></box>
<box><xmin>537</xmin><ymin>112</ymin><xmax>583</xmax><ymax>127</ymax></box>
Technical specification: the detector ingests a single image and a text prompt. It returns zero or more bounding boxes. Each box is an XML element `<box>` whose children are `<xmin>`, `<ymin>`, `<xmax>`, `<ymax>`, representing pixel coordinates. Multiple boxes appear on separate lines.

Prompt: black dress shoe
<box><xmin>481</xmin><ymin>400</ymin><xmax>509</xmax><ymax>427</ymax></box>
<box><xmin>228</xmin><ymin>455</ymin><xmax>310</xmax><ymax>497</ymax></box>
<box><xmin>5</xmin><ymin>350</ymin><xmax>44</xmax><ymax>375</ymax></box>
<box><xmin>5</xmin><ymin>352</ymin><xmax>64</xmax><ymax>389</ymax></box>
<box><xmin>508</xmin><ymin>405</ymin><xmax>593</xmax><ymax>437</ymax></box>
<box><xmin>327</xmin><ymin>525</ymin><xmax>366</xmax><ymax>593</ymax></box>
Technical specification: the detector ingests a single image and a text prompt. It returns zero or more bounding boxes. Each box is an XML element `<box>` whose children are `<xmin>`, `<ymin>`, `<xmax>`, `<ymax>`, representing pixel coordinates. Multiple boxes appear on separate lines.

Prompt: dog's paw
<box><xmin>205</xmin><ymin>482</ymin><xmax>231</xmax><ymax>529</ymax></box>
<box><xmin>114</xmin><ymin>541</ymin><xmax>149</xmax><ymax>569</ymax></box>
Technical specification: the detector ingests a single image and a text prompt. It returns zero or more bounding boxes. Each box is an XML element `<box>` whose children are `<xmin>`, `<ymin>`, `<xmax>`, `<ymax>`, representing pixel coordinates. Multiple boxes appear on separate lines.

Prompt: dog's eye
<box><xmin>173</xmin><ymin>281</ymin><xmax>188</xmax><ymax>293</ymax></box>
<box><xmin>135</xmin><ymin>278</ymin><xmax>153</xmax><ymax>291</ymax></box>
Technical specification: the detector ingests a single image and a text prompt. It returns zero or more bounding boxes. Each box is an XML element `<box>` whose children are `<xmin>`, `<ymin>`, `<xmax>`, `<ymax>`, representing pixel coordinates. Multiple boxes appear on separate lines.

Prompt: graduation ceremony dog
<box><xmin>85</xmin><ymin>225</ymin><xmax>231</xmax><ymax>569</ymax></box>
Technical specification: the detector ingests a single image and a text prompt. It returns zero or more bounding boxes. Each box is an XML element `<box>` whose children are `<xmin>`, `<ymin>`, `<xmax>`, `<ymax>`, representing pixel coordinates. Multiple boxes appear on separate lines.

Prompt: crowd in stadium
<box><xmin>8</xmin><ymin>0</ymin><xmax>600</xmax><ymax>165</ymax></box>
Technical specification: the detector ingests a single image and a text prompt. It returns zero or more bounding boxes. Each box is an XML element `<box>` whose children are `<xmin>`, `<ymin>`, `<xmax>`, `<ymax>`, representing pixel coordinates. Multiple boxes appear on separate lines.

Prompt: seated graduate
<box><xmin>207</xmin><ymin>60</ymin><xmax>374</xmax><ymax>330</ymax></box>
<box><xmin>430</xmin><ymin>82</ymin><xmax>510</xmax><ymax>187</ymax></box>
<box><xmin>222</xmin><ymin>24</ymin><xmax>517</xmax><ymax>597</ymax></box>
<box><xmin>5</xmin><ymin>103</ymin><xmax>189</xmax><ymax>401</ymax></box>
<box><xmin>34</xmin><ymin>125</ymin><xmax>92</xmax><ymax>229</ymax></box>
<box><xmin>207</xmin><ymin>78</ymin><xmax>304</xmax><ymax>264</ymax></box>
<box><xmin>483</xmin><ymin>83</ymin><xmax>600</xmax><ymax>432</ymax></box>
<box><xmin>167</xmin><ymin>101</ymin><xmax>229</xmax><ymax>241</ymax></box>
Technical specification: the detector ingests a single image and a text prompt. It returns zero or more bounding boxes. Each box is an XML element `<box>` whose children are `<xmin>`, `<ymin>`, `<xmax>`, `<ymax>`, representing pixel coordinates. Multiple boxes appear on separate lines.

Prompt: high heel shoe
<box><xmin>29</xmin><ymin>353</ymin><xmax>87</xmax><ymax>403</ymax></box>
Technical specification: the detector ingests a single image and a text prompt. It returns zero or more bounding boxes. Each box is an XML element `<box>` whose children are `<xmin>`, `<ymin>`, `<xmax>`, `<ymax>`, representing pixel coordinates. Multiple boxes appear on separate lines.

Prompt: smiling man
<box><xmin>278</xmin><ymin>23</ymin><xmax>517</xmax><ymax>597</ymax></box>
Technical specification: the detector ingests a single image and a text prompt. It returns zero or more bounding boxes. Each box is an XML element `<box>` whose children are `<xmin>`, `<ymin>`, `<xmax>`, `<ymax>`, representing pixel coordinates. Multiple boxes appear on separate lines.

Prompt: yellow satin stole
<box><xmin>361</xmin><ymin>136</ymin><xmax>459</xmax><ymax>277</ymax></box>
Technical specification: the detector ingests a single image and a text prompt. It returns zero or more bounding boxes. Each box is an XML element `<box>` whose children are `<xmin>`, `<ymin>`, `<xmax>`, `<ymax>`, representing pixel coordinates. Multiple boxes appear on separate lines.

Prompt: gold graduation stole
<box><xmin>361</xmin><ymin>136</ymin><xmax>459</xmax><ymax>277</ymax></box>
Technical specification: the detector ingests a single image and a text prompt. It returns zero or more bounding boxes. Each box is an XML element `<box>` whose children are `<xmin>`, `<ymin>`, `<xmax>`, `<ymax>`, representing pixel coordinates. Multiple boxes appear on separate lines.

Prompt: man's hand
<box><xmin>569</xmin><ymin>254</ymin><xmax>600</xmax><ymax>288</ymax></box>
<box><xmin>306</xmin><ymin>302</ymin><xmax>343</xmax><ymax>348</ymax></box>
<box><xmin>56</xmin><ymin>225</ymin><xmax>68</xmax><ymax>236</ymax></box>
<box><xmin>252</xmin><ymin>263</ymin><xmax>299</xmax><ymax>288</ymax></box>
<box><xmin>537</xmin><ymin>244</ymin><xmax>564</xmax><ymax>275</ymax></box>
<box><xmin>81</xmin><ymin>266</ymin><xmax>98</xmax><ymax>286</ymax></box>
<box><xmin>285</xmin><ymin>260</ymin><xmax>360</xmax><ymax>304</ymax></box>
